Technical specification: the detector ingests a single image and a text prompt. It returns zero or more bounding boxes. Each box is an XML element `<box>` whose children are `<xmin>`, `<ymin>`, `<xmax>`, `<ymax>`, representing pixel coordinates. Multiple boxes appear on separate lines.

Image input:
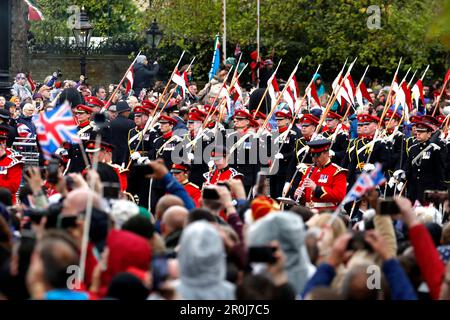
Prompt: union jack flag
<box><xmin>34</xmin><ymin>101</ymin><xmax>80</xmax><ymax>160</ymax></box>
<box><xmin>342</xmin><ymin>163</ymin><xmax>386</xmax><ymax>205</ymax></box>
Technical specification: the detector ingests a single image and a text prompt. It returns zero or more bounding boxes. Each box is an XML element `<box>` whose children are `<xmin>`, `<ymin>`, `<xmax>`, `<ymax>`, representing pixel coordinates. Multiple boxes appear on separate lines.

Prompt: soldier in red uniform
<box><xmin>203</xmin><ymin>145</ymin><xmax>243</xmax><ymax>184</ymax></box>
<box><xmin>294</xmin><ymin>138</ymin><xmax>347</xmax><ymax>212</ymax></box>
<box><xmin>84</xmin><ymin>95</ymin><xmax>105</xmax><ymax>114</ymax></box>
<box><xmin>85</xmin><ymin>140</ymin><xmax>128</xmax><ymax>192</ymax></box>
<box><xmin>170</xmin><ymin>163</ymin><xmax>201</xmax><ymax>207</ymax></box>
<box><xmin>0</xmin><ymin>127</ymin><xmax>24</xmax><ymax>203</ymax></box>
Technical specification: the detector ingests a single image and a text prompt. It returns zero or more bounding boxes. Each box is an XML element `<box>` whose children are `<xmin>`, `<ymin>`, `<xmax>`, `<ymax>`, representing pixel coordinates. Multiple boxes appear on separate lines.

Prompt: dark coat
<box><xmin>406</xmin><ymin>140</ymin><xmax>447</xmax><ymax>203</ymax></box>
<box><xmin>132</xmin><ymin>63</ymin><xmax>160</xmax><ymax>94</ymax></box>
<box><xmin>110</xmin><ymin>114</ymin><xmax>135</xmax><ymax>165</ymax></box>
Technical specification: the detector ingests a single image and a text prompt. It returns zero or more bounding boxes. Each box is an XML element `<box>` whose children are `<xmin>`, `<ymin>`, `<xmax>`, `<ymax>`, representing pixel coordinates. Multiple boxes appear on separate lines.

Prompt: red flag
<box><xmin>125</xmin><ymin>67</ymin><xmax>134</xmax><ymax>94</ymax></box>
<box><xmin>444</xmin><ymin>69</ymin><xmax>450</xmax><ymax>84</ymax></box>
<box><xmin>27</xmin><ymin>73</ymin><xmax>36</xmax><ymax>92</ymax></box>
<box><xmin>401</xmin><ymin>81</ymin><xmax>412</xmax><ymax>111</ymax></box>
<box><xmin>307</xmin><ymin>83</ymin><xmax>321</xmax><ymax>107</ymax></box>
<box><xmin>230</xmin><ymin>79</ymin><xmax>243</xmax><ymax>102</ymax></box>
<box><xmin>359</xmin><ymin>82</ymin><xmax>373</xmax><ymax>104</ymax></box>
<box><xmin>412</xmin><ymin>79</ymin><xmax>425</xmax><ymax>109</ymax></box>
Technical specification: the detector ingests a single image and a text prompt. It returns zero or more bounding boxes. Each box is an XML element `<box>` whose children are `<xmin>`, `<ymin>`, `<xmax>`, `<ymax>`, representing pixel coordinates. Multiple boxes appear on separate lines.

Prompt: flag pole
<box><xmin>384</xmin><ymin>68</ymin><xmax>413</xmax><ymax>130</ymax></box>
<box><xmin>420</xmin><ymin>65</ymin><xmax>430</xmax><ymax>81</ymax></box>
<box><xmin>253</xmin><ymin>59</ymin><xmax>282</xmax><ymax>116</ymax></box>
<box><xmin>222</xmin><ymin>0</ymin><xmax>227</xmax><ymax>61</ymax></box>
<box><xmin>126</xmin><ymin>51</ymin><xmax>185</xmax><ymax>162</ymax></box>
<box><xmin>259</xmin><ymin>57</ymin><xmax>302</xmax><ymax>133</ymax></box>
<box><xmin>78</xmin><ymin>131</ymin><xmax>102</xmax><ymax>284</ymax></box>
<box><xmin>432</xmin><ymin>71</ymin><xmax>450</xmax><ymax>116</ymax></box>
<box><xmin>282</xmin><ymin>60</ymin><xmax>356</xmax><ymax>197</ymax></box>
<box><xmin>343</xmin><ymin>65</ymin><xmax>370</xmax><ymax>122</ymax></box>
<box><xmin>316</xmin><ymin>58</ymin><xmax>357</xmax><ymax>133</ymax></box>
<box><xmin>102</xmin><ymin>50</ymin><xmax>141</xmax><ymax>112</ymax></box>
<box><xmin>268</xmin><ymin>64</ymin><xmax>320</xmax><ymax>174</ymax></box>
<box><xmin>378</xmin><ymin>58</ymin><xmax>403</xmax><ymax>126</ymax></box>
<box><xmin>256</xmin><ymin>0</ymin><xmax>260</xmax><ymax>88</ymax></box>
<box><xmin>204</xmin><ymin>63</ymin><xmax>248</xmax><ymax>130</ymax></box>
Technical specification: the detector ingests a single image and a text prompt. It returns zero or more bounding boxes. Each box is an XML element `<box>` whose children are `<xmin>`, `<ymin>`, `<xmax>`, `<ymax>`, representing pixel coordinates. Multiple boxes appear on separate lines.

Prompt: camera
<box><xmin>46</xmin><ymin>158</ymin><xmax>60</xmax><ymax>185</ymax></box>
<box><xmin>248</xmin><ymin>246</ymin><xmax>277</xmax><ymax>264</ymax></box>
<box><xmin>424</xmin><ymin>190</ymin><xmax>448</xmax><ymax>203</ymax></box>
<box><xmin>202</xmin><ymin>187</ymin><xmax>220</xmax><ymax>200</ymax></box>
<box><xmin>57</xmin><ymin>69</ymin><xmax>63</xmax><ymax>78</ymax></box>
<box><xmin>379</xmin><ymin>198</ymin><xmax>400</xmax><ymax>215</ymax></box>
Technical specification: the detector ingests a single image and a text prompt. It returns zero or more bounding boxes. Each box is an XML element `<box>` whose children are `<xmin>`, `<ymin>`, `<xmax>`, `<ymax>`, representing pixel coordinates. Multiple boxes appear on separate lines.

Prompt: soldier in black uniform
<box><xmin>126</xmin><ymin>105</ymin><xmax>156</xmax><ymax>208</ymax></box>
<box><xmin>342</xmin><ymin>114</ymin><xmax>389</xmax><ymax>190</ymax></box>
<box><xmin>284</xmin><ymin>113</ymin><xmax>318</xmax><ymax>198</ymax></box>
<box><xmin>67</xmin><ymin>104</ymin><xmax>95</xmax><ymax>173</ymax></box>
<box><xmin>183</xmin><ymin>108</ymin><xmax>212</xmax><ymax>188</ymax></box>
<box><xmin>405</xmin><ymin>115</ymin><xmax>422</xmax><ymax>158</ymax></box>
<box><xmin>265</xmin><ymin>108</ymin><xmax>299</xmax><ymax>199</ymax></box>
<box><xmin>383</xmin><ymin>109</ymin><xmax>407</xmax><ymax>196</ymax></box>
<box><xmin>226</xmin><ymin>109</ymin><xmax>260</xmax><ymax>195</ymax></box>
<box><xmin>321</xmin><ymin>111</ymin><xmax>349</xmax><ymax>166</ymax></box>
<box><xmin>148</xmin><ymin>115</ymin><xmax>183</xmax><ymax>212</ymax></box>
<box><xmin>110</xmin><ymin>100</ymin><xmax>135</xmax><ymax>166</ymax></box>
<box><xmin>405</xmin><ymin>121</ymin><xmax>447</xmax><ymax>203</ymax></box>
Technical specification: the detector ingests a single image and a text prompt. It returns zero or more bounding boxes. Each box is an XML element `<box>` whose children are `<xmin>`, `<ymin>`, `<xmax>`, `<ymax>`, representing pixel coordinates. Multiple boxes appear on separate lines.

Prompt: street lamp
<box><xmin>72</xmin><ymin>8</ymin><xmax>93</xmax><ymax>77</ymax></box>
<box><xmin>146</xmin><ymin>19</ymin><xmax>162</xmax><ymax>50</ymax></box>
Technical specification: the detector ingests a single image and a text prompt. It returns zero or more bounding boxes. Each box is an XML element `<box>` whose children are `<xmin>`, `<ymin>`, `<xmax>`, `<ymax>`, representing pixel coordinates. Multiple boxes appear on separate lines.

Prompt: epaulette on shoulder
<box><xmin>290</xmin><ymin>130</ymin><xmax>297</xmax><ymax>135</ymax></box>
<box><xmin>229</xmin><ymin>167</ymin><xmax>243</xmax><ymax>178</ymax></box>
<box><xmin>6</xmin><ymin>154</ymin><xmax>24</xmax><ymax>168</ymax></box>
<box><xmin>331</xmin><ymin>163</ymin><xmax>348</xmax><ymax>176</ymax></box>
<box><xmin>174</xmin><ymin>135</ymin><xmax>184</xmax><ymax>142</ymax></box>
<box><xmin>187</xmin><ymin>182</ymin><xmax>200</xmax><ymax>189</ymax></box>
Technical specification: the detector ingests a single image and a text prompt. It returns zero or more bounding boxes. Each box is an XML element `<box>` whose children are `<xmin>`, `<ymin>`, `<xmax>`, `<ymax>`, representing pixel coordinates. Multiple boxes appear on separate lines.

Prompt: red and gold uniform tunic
<box><xmin>296</xmin><ymin>160</ymin><xmax>347</xmax><ymax>211</ymax></box>
<box><xmin>182</xmin><ymin>180</ymin><xmax>201</xmax><ymax>207</ymax></box>
<box><xmin>0</xmin><ymin>152</ymin><xmax>24</xmax><ymax>204</ymax></box>
<box><xmin>203</xmin><ymin>165</ymin><xmax>243</xmax><ymax>185</ymax></box>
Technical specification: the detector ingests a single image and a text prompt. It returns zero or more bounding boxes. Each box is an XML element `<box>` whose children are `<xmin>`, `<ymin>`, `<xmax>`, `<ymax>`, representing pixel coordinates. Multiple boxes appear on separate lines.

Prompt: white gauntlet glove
<box><xmin>130</xmin><ymin>152</ymin><xmax>141</xmax><ymax>161</ymax></box>
<box><xmin>363</xmin><ymin>163</ymin><xmax>375</xmax><ymax>172</ymax></box>
<box><xmin>137</xmin><ymin>157</ymin><xmax>150</xmax><ymax>165</ymax></box>
<box><xmin>187</xmin><ymin>152</ymin><xmax>195</xmax><ymax>161</ymax></box>
<box><xmin>274</xmin><ymin>153</ymin><xmax>284</xmax><ymax>160</ymax></box>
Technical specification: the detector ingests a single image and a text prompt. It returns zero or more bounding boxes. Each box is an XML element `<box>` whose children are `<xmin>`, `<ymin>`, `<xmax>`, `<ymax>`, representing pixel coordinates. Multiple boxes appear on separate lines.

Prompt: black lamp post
<box><xmin>72</xmin><ymin>8</ymin><xmax>93</xmax><ymax>77</ymax></box>
<box><xmin>146</xmin><ymin>19</ymin><xmax>162</xmax><ymax>51</ymax></box>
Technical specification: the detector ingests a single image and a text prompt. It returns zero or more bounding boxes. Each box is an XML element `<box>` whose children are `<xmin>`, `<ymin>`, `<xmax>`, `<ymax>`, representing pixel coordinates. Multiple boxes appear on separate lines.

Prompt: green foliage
<box><xmin>30</xmin><ymin>0</ymin><xmax>144</xmax><ymax>40</ymax></box>
<box><xmin>30</xmin><ymin>0</ymin><xmax>449</xmax><ymax>83</ymax></box>
<box><xmin>151</xmin><ymin>0</ymin><xmax>448</xmax><ymax>82</ymax></box>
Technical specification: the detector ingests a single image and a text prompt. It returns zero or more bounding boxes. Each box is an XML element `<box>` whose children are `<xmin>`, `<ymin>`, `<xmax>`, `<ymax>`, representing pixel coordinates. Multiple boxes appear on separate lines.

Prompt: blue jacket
<box><xmin>302</xmin><ymin>259</ymin><xmax>417</xmax><ymax>300</ymax></box>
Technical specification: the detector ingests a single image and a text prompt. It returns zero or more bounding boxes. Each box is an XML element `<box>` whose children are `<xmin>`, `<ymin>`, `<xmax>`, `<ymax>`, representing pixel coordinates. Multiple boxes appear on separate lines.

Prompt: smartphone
<box><xmin>248</xmin><ymin>246</ymin><xmax>277</xmax><ymax>264</ymax></box>
<box><xmin>47</xmin><ymin>159</ymin><xmax>60</xmax><ymax>185</ymax></box>
<box><xmin>255</xmin><ymin>171</ymin><xmax>267</xmax><ymax>195</ymax></box>
<box><xmin>202</xmin><ymin>187</ymin><xmax>220</xmax><ymax>200</ymax></box>
<box><xmin>379</xmin><ymin>198</ymin><xmax>400</xmax><ymax>215</ymax></box>
<box><xmin>152</xmin><ymin>256</ymin><xmax>169</xmax><ymax>291</ymax></box>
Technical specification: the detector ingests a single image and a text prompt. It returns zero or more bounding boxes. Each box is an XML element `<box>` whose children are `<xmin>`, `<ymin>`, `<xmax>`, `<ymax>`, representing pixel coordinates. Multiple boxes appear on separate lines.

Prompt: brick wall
<box><xmin>29</xmin><ymin>53</ymin><xmax>132</xmax><ymax>86</ymax></box>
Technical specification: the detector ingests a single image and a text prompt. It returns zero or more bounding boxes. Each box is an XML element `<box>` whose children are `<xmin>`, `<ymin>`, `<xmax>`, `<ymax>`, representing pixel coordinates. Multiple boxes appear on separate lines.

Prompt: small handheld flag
<box><xmin>35</xmin><ymin>101</ymin><xmax>80</xmax><ymax>160</ymax></box>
